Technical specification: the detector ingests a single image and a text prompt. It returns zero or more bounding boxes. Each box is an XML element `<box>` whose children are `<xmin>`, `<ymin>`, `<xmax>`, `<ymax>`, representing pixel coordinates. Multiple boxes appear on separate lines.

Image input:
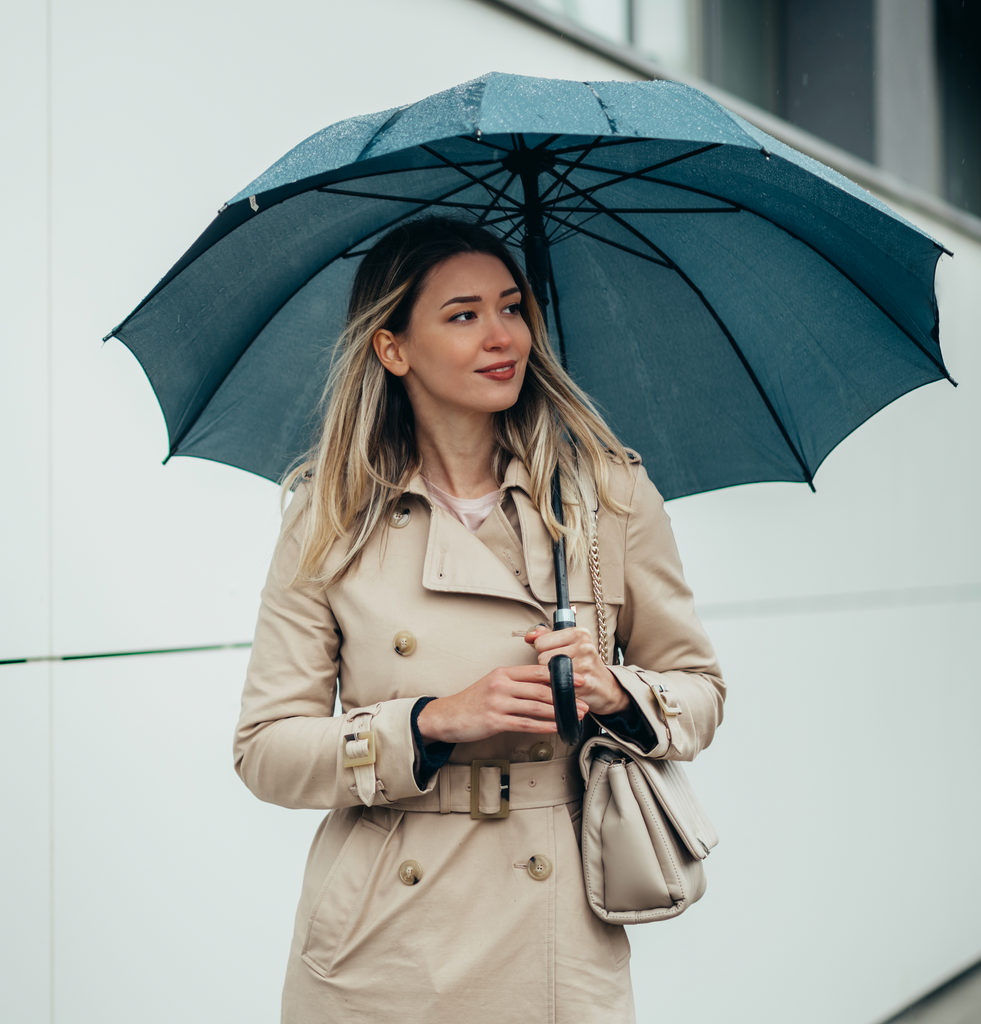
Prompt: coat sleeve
<box><xmin>604</xmin><ymin>463</ymin><xmax>726</xmax><ymax>762</ymax></box>
<box><xmin>233</xmin><ymin>483</ymin><xmax>438</xmax><ymax>810</ymax></box>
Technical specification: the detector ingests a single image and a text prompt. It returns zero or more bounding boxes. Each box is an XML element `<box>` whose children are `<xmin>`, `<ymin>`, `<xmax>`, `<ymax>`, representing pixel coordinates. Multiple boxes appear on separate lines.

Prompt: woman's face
<box><xmin>374</xmin><ymin>252</ymin><xmax>533</xmax><ymax>420</ymax></box>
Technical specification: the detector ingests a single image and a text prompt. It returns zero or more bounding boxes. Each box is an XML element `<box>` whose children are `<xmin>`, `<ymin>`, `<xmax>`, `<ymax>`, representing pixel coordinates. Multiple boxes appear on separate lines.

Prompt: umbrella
<box><xmin>106</xmin><ymin>73</ymin><xmax>954</xmax><ymax>743</ymax></box>
<box><xmin>105</xmin><ymin>72</ymin><xmax>953</xmax><ymax>503</ymax></box>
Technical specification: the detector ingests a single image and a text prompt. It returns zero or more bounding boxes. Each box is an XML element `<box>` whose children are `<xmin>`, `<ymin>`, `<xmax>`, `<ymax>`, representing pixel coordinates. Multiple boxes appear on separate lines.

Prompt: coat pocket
<box><xmin>604</xmin><ymin>922</ymin><xmax>632</xmax><ymax>971</ymax></box>
<box><xmin>301</xmin><ymin>812</ymin><xmax>398</xmax><ymax>978</ymax></box>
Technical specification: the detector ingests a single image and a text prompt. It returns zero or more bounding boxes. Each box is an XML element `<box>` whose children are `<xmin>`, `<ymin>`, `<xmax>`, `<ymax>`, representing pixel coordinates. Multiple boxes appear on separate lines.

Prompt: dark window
<box><xmin>702</xmin><ymin>0</ymin><xmax>875</xmax><ymax>162</ymax></box>
<box><xmin>782</xmin><ymin>0</ymin><xmax>874</xmax><ymax>161</ymax></box>
<box><xmin>937</xmin><ymin>0</ymin><xmax>981</xmax><ymax>215</ymax></box>
<box><xmin>703</xmin><ymin>0</ymin><xmax>782</xmax><ymax>113</ymax></box>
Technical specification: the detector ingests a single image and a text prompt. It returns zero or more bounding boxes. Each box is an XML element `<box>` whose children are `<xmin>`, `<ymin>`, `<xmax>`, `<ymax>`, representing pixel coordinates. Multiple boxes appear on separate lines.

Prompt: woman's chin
<box><xmin>444</xmin><ymin>385</ymin><xmax>523</xmax><ymax>416</ymax></box>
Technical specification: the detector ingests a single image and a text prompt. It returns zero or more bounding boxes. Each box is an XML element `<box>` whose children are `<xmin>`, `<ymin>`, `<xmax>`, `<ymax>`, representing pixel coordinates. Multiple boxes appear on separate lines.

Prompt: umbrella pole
<box><xmin>549</xmin><ymin>466</ymin><xmax>583</xmax><ymax>746</ymax></box>
<box><xmin>518</xmin><ymin>153</ymin><xmax>583</xmax><ymax>746</ymax></box>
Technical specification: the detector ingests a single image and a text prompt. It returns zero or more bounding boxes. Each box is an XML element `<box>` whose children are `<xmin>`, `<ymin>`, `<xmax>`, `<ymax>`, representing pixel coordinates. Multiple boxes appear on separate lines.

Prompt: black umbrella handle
<box><xmin>549</xmin><ymin>466</ymin><xmax>583</xmax><ymax>746</ymax></box>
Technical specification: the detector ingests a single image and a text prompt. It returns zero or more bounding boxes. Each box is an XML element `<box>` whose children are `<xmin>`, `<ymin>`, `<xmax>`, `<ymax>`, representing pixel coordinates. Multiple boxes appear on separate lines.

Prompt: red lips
<box><xmin>476</xmin><ymin>360</ymin><xmax>517</xmax><ymax>379</ymax></box>
<box><xmin>477</xmin><ymin>360</ymin><xmax>516</xmax><ymax>372</ymax></box>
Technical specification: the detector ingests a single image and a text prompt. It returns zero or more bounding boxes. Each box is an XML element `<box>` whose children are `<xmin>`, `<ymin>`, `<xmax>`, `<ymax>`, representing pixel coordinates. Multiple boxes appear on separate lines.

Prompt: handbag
<box><xmin>579</xmin><ymin>508</ymin><xmax>719</xmax><ymax>924</ymax></box>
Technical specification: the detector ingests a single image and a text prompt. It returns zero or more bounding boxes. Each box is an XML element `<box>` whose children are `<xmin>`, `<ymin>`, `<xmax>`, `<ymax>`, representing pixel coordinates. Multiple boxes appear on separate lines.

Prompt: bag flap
<box><xmin>579</xmin><ymin>735</ymin><xmax>719</xmax><ymax>861</ymax></box>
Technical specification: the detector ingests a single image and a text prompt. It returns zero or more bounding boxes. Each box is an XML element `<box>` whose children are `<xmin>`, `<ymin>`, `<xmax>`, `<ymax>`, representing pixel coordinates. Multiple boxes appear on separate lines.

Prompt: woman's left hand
<box><xmin>525</xmin><ymin>626</ymin><xmax>630</xmax><ymax>717</ymax></box>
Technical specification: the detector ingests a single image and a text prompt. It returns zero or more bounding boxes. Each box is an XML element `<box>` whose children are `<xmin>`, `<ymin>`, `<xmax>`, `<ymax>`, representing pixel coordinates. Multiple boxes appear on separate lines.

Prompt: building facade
<box><xmin>527</xmin><ymin>0</ymin><xmax>980</xmax><ymax>214</ymax></box>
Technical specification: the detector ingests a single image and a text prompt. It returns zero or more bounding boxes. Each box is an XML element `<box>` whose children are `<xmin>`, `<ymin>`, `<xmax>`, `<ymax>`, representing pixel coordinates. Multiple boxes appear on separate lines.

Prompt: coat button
<box><xmin>390</xmin><ymin>507</ymin><xmax>411</xmax><ymax>528</ymax></box>
<box><xmin>393</xmin><ymin>630</ymin><xmax>417</xmax><ymax>656</ymax></box>
<box><xmin>399</xmin><ymin>860</ymin><xmax>423</xmax><ymax>885</ymax></box>
<box><xmin>529</xmin><ymin>742</ymin><xmax>553</xmax><ymax>762</ymax></box>
<box><xmin>527</xmin><ymin>855</ymin><xmax>552</xmax><ymax>881</ymax></box>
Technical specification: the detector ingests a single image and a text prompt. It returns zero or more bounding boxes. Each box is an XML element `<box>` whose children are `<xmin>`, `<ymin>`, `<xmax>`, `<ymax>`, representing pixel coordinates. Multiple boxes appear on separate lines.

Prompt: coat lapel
<box><xmin>404</xmin><ymin>472</ymin><xmax>546</xmax><ymax>616</ymax></box>
<box><xmin>503</xmin><ymin>460</ymin><xmax>620</xmax><ymax>606</ymax></box>
<box><xmin>406</xmin><ymin>457</ymin><xmax>623</xmax><ymax>614</ymax></box>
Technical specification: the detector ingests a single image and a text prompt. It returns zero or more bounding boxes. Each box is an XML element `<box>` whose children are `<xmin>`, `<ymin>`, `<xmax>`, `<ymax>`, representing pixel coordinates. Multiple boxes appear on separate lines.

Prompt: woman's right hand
<box><xmin>416</xmin><ymin>664</ymin><xmax>589</xmax><ymax>745</ymax></box>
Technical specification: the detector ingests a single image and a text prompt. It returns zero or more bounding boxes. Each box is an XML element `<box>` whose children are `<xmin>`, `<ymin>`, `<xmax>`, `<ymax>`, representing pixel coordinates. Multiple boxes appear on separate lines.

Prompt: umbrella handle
<box><xmin>550</xmin><ymin>466</ymin><xmax>584</xmax><ymax>747</ymax></box>
<box><xmin>549</xmin><ymin>654</ymin><xmax>581</xmax><ymax>746</ymax></box>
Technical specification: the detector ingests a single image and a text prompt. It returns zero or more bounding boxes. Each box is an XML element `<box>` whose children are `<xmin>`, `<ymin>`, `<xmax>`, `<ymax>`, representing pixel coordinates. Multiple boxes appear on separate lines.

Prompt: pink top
<box><xmin>423</xmin><ymin>478</ymin><xmax>500</xmax><ymax>534</ymax></box>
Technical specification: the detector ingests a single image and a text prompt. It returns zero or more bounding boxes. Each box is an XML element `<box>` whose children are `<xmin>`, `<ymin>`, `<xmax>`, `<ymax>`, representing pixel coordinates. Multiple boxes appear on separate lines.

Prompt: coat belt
<box><xmin>390</xmin><ymin>756</ymin><xmax>583</xmax><ymax>816</ymax></box>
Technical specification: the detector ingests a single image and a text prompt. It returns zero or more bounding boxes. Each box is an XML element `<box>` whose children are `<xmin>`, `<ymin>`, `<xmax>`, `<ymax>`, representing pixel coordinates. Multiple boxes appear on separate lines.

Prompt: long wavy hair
<box><xmin>285</xmin><ymin>216</ymin><xmax>631</xmax><ymax>587</ymax></box>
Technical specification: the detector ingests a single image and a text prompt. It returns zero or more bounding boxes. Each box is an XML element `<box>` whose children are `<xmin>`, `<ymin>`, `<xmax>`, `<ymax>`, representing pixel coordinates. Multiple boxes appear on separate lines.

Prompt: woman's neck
<box><xmin>414</xmin><ymin>411</ymin><xmax>500</xmax><ymax>499</ymax></box>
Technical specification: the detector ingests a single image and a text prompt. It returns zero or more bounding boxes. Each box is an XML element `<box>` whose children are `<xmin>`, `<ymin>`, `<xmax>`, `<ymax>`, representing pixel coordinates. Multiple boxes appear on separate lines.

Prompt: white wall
<box><xmin>1</xmin><ymin>2</ymin><xmax>977</xmax><ymax>1023</ymax></box>
<box><xmin>650</xmin><ymin>198</ymin><xmax>981</xmax><ymax>1023</ymax></box>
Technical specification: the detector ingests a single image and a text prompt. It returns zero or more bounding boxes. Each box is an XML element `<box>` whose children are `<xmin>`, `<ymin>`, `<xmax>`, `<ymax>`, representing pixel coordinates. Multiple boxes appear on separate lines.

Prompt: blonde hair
<box><xmin>284</xmin><ymin>217</ymin><xmax>631</xmax><ymax>587</ymax></box>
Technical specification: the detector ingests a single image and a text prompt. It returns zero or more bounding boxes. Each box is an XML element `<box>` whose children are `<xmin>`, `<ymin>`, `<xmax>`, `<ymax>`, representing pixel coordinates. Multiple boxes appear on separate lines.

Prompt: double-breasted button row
<box><xmin>399</xmin><ymin>857</ymin><xmax>552</xmax><ymax>884</ymax></box>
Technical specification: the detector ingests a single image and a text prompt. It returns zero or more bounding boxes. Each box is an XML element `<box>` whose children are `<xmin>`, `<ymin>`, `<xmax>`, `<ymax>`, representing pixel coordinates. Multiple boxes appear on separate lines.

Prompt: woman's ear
<box><xmin>372</xmin><ymin>329</ymin><xmax>409</xmax><ymax>377</ymax></box>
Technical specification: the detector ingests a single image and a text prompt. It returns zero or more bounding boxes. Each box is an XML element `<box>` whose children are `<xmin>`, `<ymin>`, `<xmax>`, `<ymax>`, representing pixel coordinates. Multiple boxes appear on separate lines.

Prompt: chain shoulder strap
<box><xmin>588</xmin><ymin>508</ymin><xmax>609</xmax><ymax>665</ymax></box>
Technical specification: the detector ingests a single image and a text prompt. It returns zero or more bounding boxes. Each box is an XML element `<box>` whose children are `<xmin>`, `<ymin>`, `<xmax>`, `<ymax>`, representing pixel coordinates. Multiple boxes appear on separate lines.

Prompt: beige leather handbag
<box><xmin>578</xmin><ymin>734</ymin><xmax>718</xmax><ymax>923</ymax></box>
<box><xmin>581</xmin><ymin>509</ymin><xmax>719</xmax><ymax>924</ymax></box>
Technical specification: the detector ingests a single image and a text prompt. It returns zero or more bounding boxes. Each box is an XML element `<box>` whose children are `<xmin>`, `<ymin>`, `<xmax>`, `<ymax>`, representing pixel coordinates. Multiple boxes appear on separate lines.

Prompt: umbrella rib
<box><xmin>546</xmin><ymin>206</ymin><xmax>740</xmax><ymax>214</ymax></box>
<box><xmin>549</xmin><ymin>155</ymin><xmax>950</xmax><ymax>377</ymax></box>
<box><xmin>477</xmin><ymin>171</ymin><xmax>517</xmax><ymax>224</ymax></box>
<box><xmin>543</xmin><ymin>167</ymin><xmax>688</xmax><ymax>263</ymax></box>
<box><xmin>317</xmin><ymin>186</ymin><xmax>512</xmax><ymax>213</ymax></box>
<box><xmin>737</xmin><ymin>209</ymin><xmax>958</xmax><ymax>382</ymax></box>
<box><xmin>565</xmin><ymin>165</ymin><xmax>951</xmax><ymax>381</ymax></box>
<box><xmin>106</xmin><ymin>160</ymin><xmax>508</xmax><ymax>338</ymax></box>
<box><xmin>547</xmin><ymin>208</ymin><xmax>604</xmax><ymax>244</ymax></box>
<box><xmin>497</xmin><ymin>218</ymin><xmax>528</xmax><ymax>246</ymax></box>
<box><xmin>418</xmin><ymin>144</ymin><xmax>523</xmax><ymax>212</ymax></box>
<box><xmin>480</xmin><ymin>211</ymin><xmax>524</xmax><ymax>229</ymax></box>
<box><xmin>557</xmin><ymin>161</ymin><xmax>732</xmax><ymax>201</ymax></box>
<box><xmin>316</xmin><ymin>159</ymin><xmax>501</xmax><ymax>186</ymax></box>
<box><xmin>537</xmin><ymin>141</ymin><xmax>618</xmax><ymax>247</ymax></box>
<box><xmin>548</xmin><ymin>138</ymin><xmax>646</xmax><ymax>155</ymax></box>
<box><xmin>672</xmin><ymin>268</ymin><xmax>816</xmax><ymax>487</ymax></box>
<box><xmin>542</xmin><ymin>211</ymin><xmax>671</xmax><ymax>267</ymax></box>
<box><xmin>546</xmin><ymin>143</ymin><xmax>726</xmax><ymax>207</ymax></box>
<box><xmin>737</xmin><ymin>210</ymin><xmax>953</xmax><ymax>382</ymax></box>
<box><xmin>546</xmin><ymin>167</ymin><xmax>739</xmax><ymax>212</ymax></box>
<box><xmin>544</xmin><ymin>170</ymin><xmax>816</xmax><ymax>486</ymax></box>
<box><xmin>163</xmin><ymin>171</ymin><xmax>510</xmax><ymax>458</ymax></box>
<box><xmin>539</xmin><ymin>137</ymin><xmax>605</xmax><ymax>204</ymax></box>
<box><xmin>548</xmin><ymin>226</ymin><xmax>586</xmax><ymax>246</ymax></box>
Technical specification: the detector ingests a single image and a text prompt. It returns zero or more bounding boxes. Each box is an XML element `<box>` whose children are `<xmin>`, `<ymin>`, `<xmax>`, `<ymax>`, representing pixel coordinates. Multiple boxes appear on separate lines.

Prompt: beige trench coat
<box><xmin>234</xmin><ymin>453</ymin><xmax>724</xmax><ymax>1024</ymax></box>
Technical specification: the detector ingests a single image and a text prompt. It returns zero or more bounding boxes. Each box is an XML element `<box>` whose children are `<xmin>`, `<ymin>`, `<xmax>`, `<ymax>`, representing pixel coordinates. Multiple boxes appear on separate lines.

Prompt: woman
<box><xmin>234</xmin><ymin>217</ymin><xmax>724</xmax><ymax>1024</ymax></box>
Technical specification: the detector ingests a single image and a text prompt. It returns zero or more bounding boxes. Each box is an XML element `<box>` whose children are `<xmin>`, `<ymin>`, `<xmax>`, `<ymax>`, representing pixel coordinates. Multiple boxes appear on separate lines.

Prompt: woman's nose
<box><xmin>483</xmin><ymin>316</ymin><xmax>514</xmax><ymax>349</ymax></box>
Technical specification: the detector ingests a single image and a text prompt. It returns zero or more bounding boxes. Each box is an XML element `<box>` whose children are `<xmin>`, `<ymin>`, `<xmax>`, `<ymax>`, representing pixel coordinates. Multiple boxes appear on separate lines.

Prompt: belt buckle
<box><xmin>470</xmin><ymin>759</ymin><xmax>510</xmax><ymax>819</ymax></box>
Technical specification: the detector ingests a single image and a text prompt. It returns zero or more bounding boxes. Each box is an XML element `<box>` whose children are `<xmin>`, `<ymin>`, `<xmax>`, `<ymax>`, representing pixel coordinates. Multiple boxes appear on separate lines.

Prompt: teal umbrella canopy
<box><xmin>107</xmin><ymin>72</ymin><xmax>952</xmax><ymax>498</ymax></box>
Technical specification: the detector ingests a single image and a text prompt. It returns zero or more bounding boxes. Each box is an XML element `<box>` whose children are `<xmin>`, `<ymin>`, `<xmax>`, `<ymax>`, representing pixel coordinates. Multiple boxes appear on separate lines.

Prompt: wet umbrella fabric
<box><xmin>107</xmin><ymin>73</ymin><xmax>952</xmax><ymax>500</ymax></box>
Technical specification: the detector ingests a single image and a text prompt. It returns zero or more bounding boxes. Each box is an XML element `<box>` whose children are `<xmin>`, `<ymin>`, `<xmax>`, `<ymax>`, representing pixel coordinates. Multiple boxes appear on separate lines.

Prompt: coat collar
<box><xmin>401</xmin><ymin>465</ymin><xmax>543</xmax><ymax>616</ymax></box>
<box><xmin>400</xmin><ymin>457</ymin><xmax>533</xmax><ymax>502</ymax></box>
<box><xmin>401</xmin><ymin>457</ymin><xmax>614</xmax><ymax>613</ymax></box>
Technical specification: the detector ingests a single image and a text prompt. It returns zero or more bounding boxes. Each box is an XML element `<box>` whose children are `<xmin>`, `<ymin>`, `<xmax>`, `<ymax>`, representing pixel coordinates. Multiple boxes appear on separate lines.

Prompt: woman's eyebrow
<box><xmin>439</xmin><ymin>287</ymin><xmax>520</xmax><ymax>309</ymax></box>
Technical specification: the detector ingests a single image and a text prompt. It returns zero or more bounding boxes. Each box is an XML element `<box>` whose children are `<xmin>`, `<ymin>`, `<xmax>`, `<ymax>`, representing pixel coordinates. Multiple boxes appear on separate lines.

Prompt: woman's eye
<box><xmin>503</xmin><ymin>302</ymin><xmax>522</xmax><ymax>315</ymax></box>
<box><xmin>449</xmin><ymin>310</ymin><xmax>477</xmax><ymax>322</ymax></box>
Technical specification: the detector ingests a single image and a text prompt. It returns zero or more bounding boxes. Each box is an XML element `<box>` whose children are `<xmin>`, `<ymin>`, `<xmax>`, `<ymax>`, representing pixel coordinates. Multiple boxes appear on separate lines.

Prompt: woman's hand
<box><xmin>416</xmin><ymin>664</ymin><xmax>589</xmax><ymax>745</ymax></box>
<box><xmin>525</xmin><ymin>626</ymin><xmax>630</xmax><ymax>717</ymax></box>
